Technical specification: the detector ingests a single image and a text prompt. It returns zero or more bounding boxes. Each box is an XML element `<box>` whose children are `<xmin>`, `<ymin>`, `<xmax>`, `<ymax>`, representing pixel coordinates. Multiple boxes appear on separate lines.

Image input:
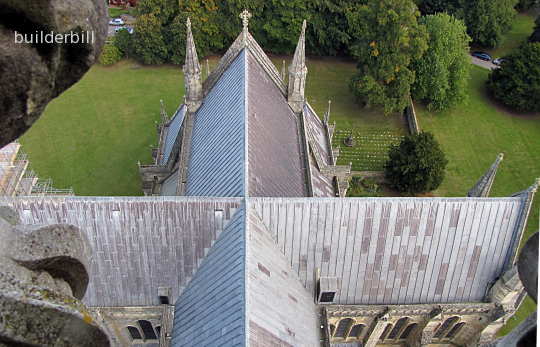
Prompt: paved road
<box><xmin>470</xmin><ymin>56</ymin><xmax>498</xmax><ymax>70</ymax></box>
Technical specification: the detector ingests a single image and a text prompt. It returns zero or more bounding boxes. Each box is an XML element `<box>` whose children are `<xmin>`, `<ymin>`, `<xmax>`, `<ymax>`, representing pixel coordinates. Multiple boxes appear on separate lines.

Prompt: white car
<box><xmin>109</xmin><ymin>18</ymin><xmax>124</xmax><ymax>26</ymax></box>
<box><xmin>493</xmin><ymin>58</ymin><xmax>505</xmax><ymax>66</ymax></box>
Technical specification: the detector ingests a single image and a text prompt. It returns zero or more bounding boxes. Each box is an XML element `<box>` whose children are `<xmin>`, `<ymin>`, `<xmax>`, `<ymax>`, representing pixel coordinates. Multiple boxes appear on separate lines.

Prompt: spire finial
<box><xmin>183</xmin><ymin>17</ymin><xmax>202</xmax><ymax>112</ymax></box>
<box><xmin>240</xmin><ymin>9</ymin><xmax>252</xmax><ymax>30</ymax></box>
<box><xmin>287</xmin><ymin>19</ymin><xmax>308</xmax><ymax>113</ymax></box>
<box><xmin>186</xmin><ymin>17</ymin><xmax>191</xmax><ymax>30</ymax></box>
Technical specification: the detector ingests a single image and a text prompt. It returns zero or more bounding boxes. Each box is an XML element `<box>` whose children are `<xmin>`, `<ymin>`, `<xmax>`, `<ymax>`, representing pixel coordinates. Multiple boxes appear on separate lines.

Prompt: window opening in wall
<box><xmin>156</xmin><ymin>326</ymin><xmax>161</xmax><ymax>337</ymax></box>
<box><xmin>159</xmin><ymin>295</ymin><xmax>169</xmax><ymax>304</ymax></box>
<box><xmin>388</xmin><ymin>317</ymin><xmax>409</xmax><ymax>339</ymax></box>
<box><xmin>334</xmin><ymin>318</ymin><xmax>353</xmax><ymax>338</ymax></box>
<box><xmin>434</xmin><ymin>316</ymin><xmax>459</xmax><ymax>338</ymax></box>
<box><xmin>138</xmin><ymin>320</ymin><xmax>158</xmax><ymax>340</ymax></box>
<box><xmin>127</xmin><ymin>326</ymin><xmax>142</xmax><ymax>340</ymax></box>
<box><xmin>379</xmin><ymin>324</ymin><xmax>393</xmax><ymax>340</ymax></box>
<box><xmin>446</xmin><ymin>322</ymin><xmax>466</xmax><ymax>338</ymax></box>
<box><xmin>349</xmin><ymin>324</ymin><xmax>365</xmax><ymax>339</ymax></box>
<box><xmin>400</xmin><ymin>323</ymin><xmax>418</xmax><ymax>339</ymax></box>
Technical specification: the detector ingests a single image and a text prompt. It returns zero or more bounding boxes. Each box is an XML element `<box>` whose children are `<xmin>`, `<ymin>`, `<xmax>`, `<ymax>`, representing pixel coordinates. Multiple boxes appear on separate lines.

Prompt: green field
<box><xmin>20</xmin><ymin>61</ymin><xmax>183</xmax><ymax>196</ymax></box>
<box><xmin>108</xmin><ymin>7</ymin><xmax>135</xmax><ymax>18</ymax></box>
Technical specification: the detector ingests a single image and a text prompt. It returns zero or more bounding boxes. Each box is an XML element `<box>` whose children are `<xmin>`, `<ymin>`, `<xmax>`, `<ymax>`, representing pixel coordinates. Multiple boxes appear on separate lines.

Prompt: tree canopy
<box><xmin>461</xmin><ymin>0</ymin><xmax>517</xmax><ymax>48</ymax></box>
<box><xmin>412</xmin><ymin>13</ymin><xmax>471</xmax><ymax>111</ymax></box>
<box><xmin>347</xmin><ymin>0</ymin><xmax>428</xmax><ymax>114</ymax></box>
<box><xmin>384</xmin><ymin>132</ymin><xmax>448</xmax><ymax>194</ymax></box>
<box><xmin>487</xmin><ymin>42</ymin><xmax>540</xmax><ymax>112</ymax></box>
<box><xmin>530</xmin><ymin>15</ymin><xmax>540</xmax><ymax>43</ymax></box>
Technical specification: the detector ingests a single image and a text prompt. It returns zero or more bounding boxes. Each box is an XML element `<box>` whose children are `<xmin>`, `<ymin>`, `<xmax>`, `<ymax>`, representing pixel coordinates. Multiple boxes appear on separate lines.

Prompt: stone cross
<box><xmin>240</xmin><ymin>9</ymin><xmax>252</xmax><ymax>30</ymax></box>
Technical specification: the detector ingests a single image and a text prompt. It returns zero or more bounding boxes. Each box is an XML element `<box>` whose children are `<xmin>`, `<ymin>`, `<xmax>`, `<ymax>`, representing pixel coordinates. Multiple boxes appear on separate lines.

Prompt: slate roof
<box><xmin>156</xmin><ymin>26</ymin><xmax>336</xmax><ymax>198</ymax></box>
<box><xmin>3</xmin><ymin>197</ymin><xmax>241</xmax><ymax>307</ymax></box>
<box><xmin>185</xmin><ymin>50</ymin><xmax>246</xmax><ymax>197</ymax></box>
<box><xmin>304</xmin><ymin>104</ymin><xmax>336</xmax><ymax>197</ymax></box>
<box><xmin>172</xmin><ymin>206</ymin><xmax>246</xmax><ymax>346</ymax></box>
<box><xmin>250</xmin><ymin>197</ymin><xmax>529</xmax><ymax>304</ymax></box>
<box><xmin>160</xmin><ymin>105</ymin><xmax>186</xmax><ymax>165</ymax></box>
<box><xmin>247</xmin><ymin>51</ymin><xmax>308</xmax><ymax>197</ymax></box>
<box><xmin>2</xmin><ymin>194</ymin><xmax>530</xmax><ymax>308</ymax></box>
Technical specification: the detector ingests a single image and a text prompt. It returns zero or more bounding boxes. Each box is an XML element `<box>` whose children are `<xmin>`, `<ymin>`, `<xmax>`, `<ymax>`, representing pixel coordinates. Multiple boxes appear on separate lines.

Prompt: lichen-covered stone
<box><xmin>0</xmin><ymin>0</ymin><xmax>107</xmax><ymax>147</ymax></box>
<box><xmin>0</xmin><ymin>207</ymin><xmax>110</xmax><ymax>346</ymax></box>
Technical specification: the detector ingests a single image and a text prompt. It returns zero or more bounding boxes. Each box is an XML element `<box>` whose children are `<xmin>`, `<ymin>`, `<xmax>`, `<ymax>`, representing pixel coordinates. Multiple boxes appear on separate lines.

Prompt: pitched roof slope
<box><xmin>304</xmin><ymin>104</ymin><xmax>336</xmax><ymax>197</ymax></box>
<box><xmin>247</xmin><ymin>51</ymin><xmax>308</xmax><ymax>197</ymax></box>
<box><xmin>160</xmin><ymin>105</ymin><xmax>186</xmax><ymax>165</ymax></box>
<box><xmin>172</xmin><ymin>206</ymin><xmax>246</xmax><ymax>347</ymax></box>
<box><xmin>3</xmin><ymin>196</ymin><xmax>242</xmax><ymax>307</ymax></box>
<box><xmin>247</xmin><ymin>208</ymin><xmax>320</xmax><ymax>345</ymax></box>
<box><xmin>185</xmin><ymin>50</ymin><xmax>246</xmax><ymax>197</ymax></box>
<box><xmin>251</xmin><ymin>197</ymin><xmax>527</xmax><ymax>305</ymax></box>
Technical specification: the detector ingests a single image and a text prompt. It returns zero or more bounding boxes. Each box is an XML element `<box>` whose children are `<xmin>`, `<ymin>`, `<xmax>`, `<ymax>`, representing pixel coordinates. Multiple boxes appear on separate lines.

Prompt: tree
<box><xmin>461</xmin><ymin>0</ymin><xmax>517</xmax><ymax>48</ymax></box>
<box><xmin>412</xmin><ymin>13</ymin><xmax>471</xmax><ymax>111</ymax></box>
<box><xmin>487</xmin><ymin>42</ymin><xmax>540</xmax><ymax>112</ymax></box>
<box><xmin>530</xmin><ymin>15</ymin><xmax>540</xmax><ymax>43</ymax></box>
<box><xmin>384</xmin><ymin>132</ymin><xmax>448</xmax><ymax>193</ymax></box>
<box><xmin>133</xmin><ymin>13</ymin><xmax>168</xmax><ymax>64</ymax></box>
<box><xmin>347</xmin><ymin>0</ymin><xmax>428</xmax><ymax>114</ymax></box>
<box><xmin>98</xmin><ymin>44</ymin><xmax>123</xmax><ymax>66</ymax></box>
<box><xmin>113</xmin><ymin>29</ymin><xmax>134</xmax><ymax>58</ymax></box>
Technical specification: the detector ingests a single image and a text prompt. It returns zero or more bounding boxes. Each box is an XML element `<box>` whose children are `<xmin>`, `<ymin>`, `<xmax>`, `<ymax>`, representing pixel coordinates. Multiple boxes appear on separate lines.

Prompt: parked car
<box><xmin>115</xmin><ymin>26</ymin><xmax>134</xmax><ymax>34</ymax></box>
<box><xmin>471</xmin><ymin>51</ymin><xmax>492</xmax><ymax>61</ymax></box>
<box><xmin>109</xmin><ymin>18</ymin><xmax>124</xmax><ymax>26</ymax></box>
<box><xmin>493</xmin><ymin>58</ymin><xmax>505</xmax><ymax>66</ymax></box>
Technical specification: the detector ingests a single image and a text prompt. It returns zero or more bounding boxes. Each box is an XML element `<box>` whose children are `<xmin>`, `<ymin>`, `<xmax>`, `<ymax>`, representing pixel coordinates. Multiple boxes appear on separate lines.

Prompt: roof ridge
<box><xmin>203</xmin><ymin>31</ymin><xmax>286</xmax><ymax>97</ymax></box>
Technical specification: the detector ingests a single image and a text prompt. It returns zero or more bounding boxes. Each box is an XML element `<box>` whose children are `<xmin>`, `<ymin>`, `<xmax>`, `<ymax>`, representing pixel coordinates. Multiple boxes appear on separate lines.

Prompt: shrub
<box><xmin>384</xmin><ymin>132</ymin><xmax>448</xmax><ymax>193</ymax></box>
<box><xmin>98</xmin><ymin>44</ymin><xmax>123</xmax><ymax>66</ymax></box>
<box><xmin>487</xmin><ymin>42</ymin><xmax>540</xmax><ymax>112</ymax></box>
<box><xmin>114</xmin><ymin>29</ymin><xmax>135</xmax><ymax>58</ymax></box>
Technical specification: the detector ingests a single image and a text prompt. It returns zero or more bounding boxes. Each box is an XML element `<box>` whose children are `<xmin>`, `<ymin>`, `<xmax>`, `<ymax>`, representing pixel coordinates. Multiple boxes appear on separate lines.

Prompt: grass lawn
<box><xmin>20</xmin><ymin>60</ymin><xmax>184</xmax><ymax>196</ymax></box>
<box><xmin>481</xmin><ymin>12</ymin><xmax>536</xmax><ymax>59</ymax></box>
<box><xmin>416</xmin><ymin>66</ymin><xmax>540</xmax><ymax>333</ymax></box>
<box><xmin>108</xmin><ymin>7</ymin><xmax>135</xmax><ymax>18</ymax></box>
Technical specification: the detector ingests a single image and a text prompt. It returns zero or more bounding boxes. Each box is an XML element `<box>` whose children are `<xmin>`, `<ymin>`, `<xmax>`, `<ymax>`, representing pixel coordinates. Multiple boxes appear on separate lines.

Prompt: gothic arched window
<box><xmin>138</xmin><ymin>320</ymin><xmax>157</xmax><ymax>340</ymax></box>
<box><xmin>349</xmin><ymin>324</ymin><xmax>366</xmax><ymax>339</ymax></box>
<box><xmin>446</xmin><ymin>322</ymin><xmax>466</xmax><ymax>338</ymax></box>
<box><xmin>380</xmin><ymin>324</ymin><xmax>393</xmax><ymax>340</ymax></box>
<box><xmin>434</xmin><ymin>316</ymin><xmax>460</xmax><ymax>338</ymax></box>
<box><xmin>335</xmin><ymin>318</ymin><xmax>353</xmax><ymax>338</ymax></box>
<box><xmin>388</xmin><ymin>317</ymin><xmax>409</xmax><ymax>339</ymax></box>
<box><xmin>127</xmin><ymin>326</ymin><xmax>142</xmax><ymax>340</ymax></box>
<box><xmin>400</xmin><ymin>323</ymin><xmax>418</xmax><ymax>339</ymax></box>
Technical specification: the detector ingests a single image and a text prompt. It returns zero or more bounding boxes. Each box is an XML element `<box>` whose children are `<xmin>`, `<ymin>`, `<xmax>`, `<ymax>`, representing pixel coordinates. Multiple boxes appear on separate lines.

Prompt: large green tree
<box><xmin>385</xmin><ymin>132</ymin><xmax>448</xmax><ymax>194</ymax></box>
<box><xmin>412</xmin><ymin>13</ymin><xmax>471</xmax><ymax>111</ymax></box>
<box><xmin>347</xmin><ymin>0</ymin><xmax>428</xmax><ymax>114</ymax></box>
<box><xmin>487</xmin><ymin>42</ymin><xmax>540</xmax><ymax>112</ymax></box>
<box><xmin>461</xmin><ymin>0</ymin><xmax>517</xmax><ymax>48</ymax></box>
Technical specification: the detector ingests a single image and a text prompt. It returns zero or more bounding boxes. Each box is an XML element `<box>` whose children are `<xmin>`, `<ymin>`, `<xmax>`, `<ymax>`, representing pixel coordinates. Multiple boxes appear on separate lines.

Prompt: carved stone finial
<box><xmin>240</xmin><ymin>9</ymin><xmax>252</xmax><ymax>30</ymax></box>
<box><xmin>186</xmin><ymin>17</ymin><xmax>191</xmax><ymax>30</ymax></box>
